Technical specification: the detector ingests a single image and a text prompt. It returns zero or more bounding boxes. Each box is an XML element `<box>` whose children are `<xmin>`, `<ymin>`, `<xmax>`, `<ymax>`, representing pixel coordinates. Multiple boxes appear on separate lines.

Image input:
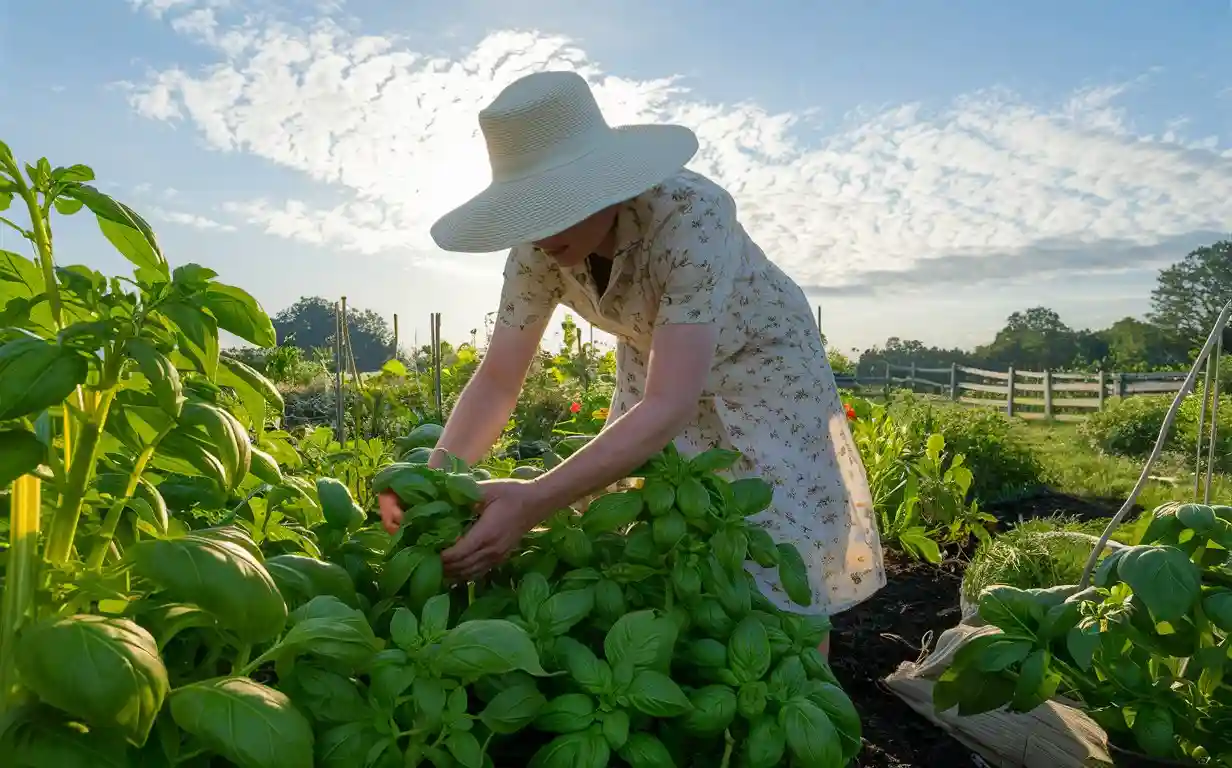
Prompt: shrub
<box><xmin>1081</xmin><ymin>393</ymin><xmax>1232</xmax><ymax>472</ymax></box>
<box><xmin>888</xmin><ymin>395</ymin><xmax>1046</xmax><ymax>503</ymax></box>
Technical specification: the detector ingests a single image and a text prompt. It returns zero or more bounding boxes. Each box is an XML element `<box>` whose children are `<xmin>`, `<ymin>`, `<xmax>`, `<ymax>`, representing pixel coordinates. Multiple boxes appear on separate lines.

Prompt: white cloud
<box><xmin>124</xmin><ymin>5</ymin><xmax>1232</xmax><ymax>293</ymax></box>
<box><xmin>148</xmin><ymin>206</ymin><xmax>238</xmax><ymax>232</ymax></box>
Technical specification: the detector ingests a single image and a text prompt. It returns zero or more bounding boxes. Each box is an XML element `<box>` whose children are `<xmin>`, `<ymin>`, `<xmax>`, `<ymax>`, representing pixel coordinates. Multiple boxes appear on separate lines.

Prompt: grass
<box><xmin>961</xmin><ymin>516</ymin><xmax>1138</xmax><ymax>602</ymax></box>
<box><xmin>1018</xmin><ymin>420</ymin><xmax>1231</xmax><ymax>511</ymax></box>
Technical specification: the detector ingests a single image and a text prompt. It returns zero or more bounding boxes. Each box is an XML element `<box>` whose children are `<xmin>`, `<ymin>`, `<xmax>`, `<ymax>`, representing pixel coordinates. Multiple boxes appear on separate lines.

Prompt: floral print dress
<box><xmin>496</xmin><ymin>169</ymin><xmax>885</xmax><ymax>616</ymax></box>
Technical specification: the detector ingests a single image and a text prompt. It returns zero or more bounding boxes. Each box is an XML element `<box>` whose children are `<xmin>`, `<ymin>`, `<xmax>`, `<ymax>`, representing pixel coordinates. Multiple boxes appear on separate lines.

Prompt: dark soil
<box><xmin>833</xmin><ymin>490</ymin><xmax>1128</xmax><ymax>766</ymax></box>
<box><xmin>831</xmin><ymin>552</ymin><xmax>975</xmax><ymax>767</ymax></box>
<box><xmin>984</xmin><ymin>487</ymin><xmax>1143</xmax><ymax>526</ymax></box>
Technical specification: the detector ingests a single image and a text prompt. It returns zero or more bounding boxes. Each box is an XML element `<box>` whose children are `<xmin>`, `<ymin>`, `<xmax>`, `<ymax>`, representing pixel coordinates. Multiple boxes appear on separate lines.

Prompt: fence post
<box><xmin>1117</xmin><ymin>373</ymin><xmax>1127</xmax><ymax>399</ymax></box>
<box><xmin>1097</xmin><ymin>370</ymin><xmax>1107</xmax><ymax>411</ymax></box>
<box><xmin>883</xmin><ymin>362</ymin><xmax>891</xmax><ymax>399</ymax></box>
<box><xmin>909</xmin><ymin>362</ymin><xmax>917</xmax><ymax>393</ymax></box>
<box><xmin>1043</xmin><ymin>369</ymin><xmax>1053</xmax><ymax>421</ymax></box>
<box><xmin>949</xmin><ymin>363</ymin><xmax>959</xmax><ymax>401</ymax></box>
<box><xmin>1006</xmin><ymin>365</ymin><xmax>1016</xmax><ymax>417</ymax></box>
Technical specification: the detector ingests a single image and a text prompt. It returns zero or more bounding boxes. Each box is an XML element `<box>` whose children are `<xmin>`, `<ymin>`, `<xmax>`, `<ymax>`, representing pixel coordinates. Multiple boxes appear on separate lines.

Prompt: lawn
<box><xmin>1018</xmin><ymin>419</ymin><xmax>1231</xmax><ymax>512</ymax></box>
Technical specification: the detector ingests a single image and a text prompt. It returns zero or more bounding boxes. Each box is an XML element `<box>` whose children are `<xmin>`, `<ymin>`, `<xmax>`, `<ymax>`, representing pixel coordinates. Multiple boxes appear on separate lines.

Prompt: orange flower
<box><xmin>844</xmin><ymin>403</ymin><xmax>857</xmax><ymax>421</ymax></box>
<box><xmin>570</xmin><ymin>402</ymin><xmax>581</xmax><ymax>414</ymax></box>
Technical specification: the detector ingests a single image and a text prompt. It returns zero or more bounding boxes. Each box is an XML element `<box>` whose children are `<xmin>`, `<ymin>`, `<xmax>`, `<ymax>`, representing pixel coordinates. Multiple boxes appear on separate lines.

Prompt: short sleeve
<box><xmin>649</xmin><ymin>183</ymin><xmax>740</xmax><ymax>327</ymax></box>
<box><xmin>496</xmin><ymin>245</ymin><xmax>564</xmax><ymax>331</ymax></box>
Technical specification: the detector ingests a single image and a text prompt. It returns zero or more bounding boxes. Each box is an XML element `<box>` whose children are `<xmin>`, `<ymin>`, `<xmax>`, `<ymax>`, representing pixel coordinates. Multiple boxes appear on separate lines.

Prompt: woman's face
<box><xmin>532</xmin><ymin>205</ymin><xmax>618</xmax><ymax>267</ymax></box>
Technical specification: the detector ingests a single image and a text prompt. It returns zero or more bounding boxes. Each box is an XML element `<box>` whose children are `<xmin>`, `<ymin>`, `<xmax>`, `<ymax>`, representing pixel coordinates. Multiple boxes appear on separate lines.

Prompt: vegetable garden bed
<box><xmin>833</xmin><ymin>488</ymin><xmax>1153</xmax><ymax>767</ymax></box>
<box><xmin>830</xmin><ymin>553</ymin><xmax>971</xmax><ymax>767</ymax></box>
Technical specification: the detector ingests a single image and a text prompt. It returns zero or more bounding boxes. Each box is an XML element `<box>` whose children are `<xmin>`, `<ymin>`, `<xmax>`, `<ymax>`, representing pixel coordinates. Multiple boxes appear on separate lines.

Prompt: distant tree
<box><xmin>827</xmin><ymin>349</ymin><xmax>856</xmax><ymax>376</ymax></box>
<box><xmin>857</xmin><ymin>337</ymin><xmax>970</xmax><ymax>376</ymax></box>
<box><xmin>1149</xmin><ymin>240</ymin><xmax>1232</xmax><ymax>350</ymax></box>
<box><xmin>272</xmin><ymin>296</ymin><xmax>395</xmax><ymax>372</ymax></box>
<box><xmin>1096</xmin><ymin>317</ymin><xmax>1188</xmax><ymax>371</ymax></box>
<box><xmin>977</xmin><ymin>307</ymin><xmax>1079</xmax><ymax>371</ymax></box>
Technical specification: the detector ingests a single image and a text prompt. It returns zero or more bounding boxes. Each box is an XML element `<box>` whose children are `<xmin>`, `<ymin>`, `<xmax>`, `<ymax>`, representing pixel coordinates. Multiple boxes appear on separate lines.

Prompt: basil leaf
<box><xmin>479</xmin><ymin>684</ymin><xmax>547</xmax><ymax>734</ymax></box>
<box><xmin>805</xmin><ymin>681</ymin><xmax>863</xmax><ymax>763</ymax></box>
<box><xmin>625</xmin><ymin>670</ymin><xmax>691</xmax><ymax>717</ymax></box>
<box><xmin>170</xmin><ymin>677</ymin><xmax>313</xmax><ymax>768</ymax></box>
<box><xmin>518</xmin><ymin>572</ymin><xmax>551</xmax><ymax>621</ymax></box>
<box><xmin>536</xmin><ymin>587</ymin><xmax>595</xmax><ymax>636</ymax></box>
<box><xmin>131</xmin><ymin>534</ymin><xmax>287</xmax><ymax>644</ymax></box>
<box><xmin>744</xmin><ymin>715</ymin><xmax>786</xmax><ymax>768</ymax></box>
<box><xmin>279</xmin><ymin>596</ymin><xmax>380</xmax><ymax>669</ymax></box>
<box><xmin>728</xmin><ymin>616</ymin><xmax>772</xmax><ymax>684</ymax></box>
<box><xmin>436</xmin><ymin>620</ymin><xmax>547</xmax><ymax>679</ymax></box>
<box><xmin>534</xmin><ymin>693</ymin><xmax>595</xmax><ymax>734</ymax></box>
<box><xmin>445</xmin><ymin>730</ymin><xmax>484</xmax><ymax>768</ymax></box>
<box><xmin>15</xmin><ymin>616</ymin><xmax>168</xmax><ymax>747</ymax></box>
<box><xmin>617</xmin><ymin>732</ymin><xmax>675</xmax><ymax>768</ymax></box>
<box><xmin>780</xmin><ymin>700</ymin><xmax>842</xmax><ymax>767</ymax></box>
<box><xmin>680</xmin><ymin>685</ymin><xmax>738</xmax><ymax>737</ymax></box>
<box><xmin>1116</xmin><ymin>545</ymin><xmax>1201</xmax><ymax>623</ymax></box>
<box><xmin>554</xmin><ymin>636</ymin><xmax>613</xmax><ymax>695</ymax></box>
<box><xmin>604</xmin><ymin>610</ymin><xmax>669</xmax><ymax>668</ymax></box>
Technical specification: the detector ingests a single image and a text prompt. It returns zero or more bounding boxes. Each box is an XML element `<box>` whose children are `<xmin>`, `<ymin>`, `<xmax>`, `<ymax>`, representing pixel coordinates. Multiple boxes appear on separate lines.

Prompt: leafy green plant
<box><xmin>0</xmin><ymin>140</ymin><xmax>356</xmax><ymax>765</ymax></box>
<box><xmin>370</xmin><ymin>442</ymin><xmax>863</xmax><ymax>767</ymax></box>
<box><xmin>939</xmin><ymin>502</ymin><xmax>1232</xmax><ymax>764</ymax></box>
<box><xmin>889</xmin><ymin>394</ymin><xmax>1046</xmax><ymax>504</ymax></box>
<box><xmin>0</xmin><ymin>140</ymin><xmax>864</xmax><ymax>767</ymax></box>
<box><xmin>1081</xmin><ymin>393</ymin><xmax>1232</xmax><ymax>474</ymax></box>
<box><xmin>960</xmin><ymin>517</ymin><xmax>1132</xmax><ymax>605</ymax></box>
<box><xmin>849</xmin><ymin>398</ymin><xmax>994</xmax><ymax>562</ymax></box>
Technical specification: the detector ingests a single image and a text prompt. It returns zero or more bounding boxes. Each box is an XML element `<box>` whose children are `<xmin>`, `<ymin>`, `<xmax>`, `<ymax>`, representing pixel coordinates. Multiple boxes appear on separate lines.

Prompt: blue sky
<box><xmin>1</xmin><ymin>0</ymin><xmax>1229</xmax><ymax>356</ymax></box>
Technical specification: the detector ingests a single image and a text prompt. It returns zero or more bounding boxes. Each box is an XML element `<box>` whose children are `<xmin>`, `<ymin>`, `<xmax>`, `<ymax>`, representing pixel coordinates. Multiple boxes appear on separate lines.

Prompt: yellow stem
<box><xmin>0</xmin><ymin>475</ymin><xmax>42</xmax><ymax>709</ymax></box>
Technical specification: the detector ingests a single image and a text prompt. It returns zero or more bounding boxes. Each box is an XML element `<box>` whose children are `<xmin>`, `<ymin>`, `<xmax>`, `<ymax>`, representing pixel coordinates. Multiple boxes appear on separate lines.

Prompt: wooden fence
<box><xmin>834</xmin><ymin>363</ymin><xmax>1191</xmax><ymax>421</ymax></box>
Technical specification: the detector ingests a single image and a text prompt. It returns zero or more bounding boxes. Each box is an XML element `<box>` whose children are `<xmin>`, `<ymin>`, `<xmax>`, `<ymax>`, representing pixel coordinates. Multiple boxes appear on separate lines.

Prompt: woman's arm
<box><xmin>429</xmin><ymin>321</ymin><xmax>545</xmax><ymax>469</ymax></box>
<box><xmin>530</xmin><ymin>322</ymin><xmax>719</xmax><ymax>512</ymax></box>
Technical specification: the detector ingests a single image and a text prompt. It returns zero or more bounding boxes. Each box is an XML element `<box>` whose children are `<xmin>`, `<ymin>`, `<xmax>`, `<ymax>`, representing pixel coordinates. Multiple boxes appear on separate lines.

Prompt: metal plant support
<box><xmin>1079</xmin><ymin>300</ymin><xmax>1232</xmax><ymax>588</ymax></box>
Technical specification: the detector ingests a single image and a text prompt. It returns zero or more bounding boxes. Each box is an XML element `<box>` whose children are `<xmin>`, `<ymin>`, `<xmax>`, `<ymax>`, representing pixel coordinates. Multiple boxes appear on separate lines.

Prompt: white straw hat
<box><xmin>430</xmin><ymin>71</ymin><xmax>699</xmax><ymax>254</ymax></box>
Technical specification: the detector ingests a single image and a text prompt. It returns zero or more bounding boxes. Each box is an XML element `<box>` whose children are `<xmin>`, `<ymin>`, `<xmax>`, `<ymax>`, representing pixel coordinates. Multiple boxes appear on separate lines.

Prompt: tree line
<box><xmin>854</xmin><ymin>240</ymin><xmax>1232</xmax><ymax>375</ymax></box>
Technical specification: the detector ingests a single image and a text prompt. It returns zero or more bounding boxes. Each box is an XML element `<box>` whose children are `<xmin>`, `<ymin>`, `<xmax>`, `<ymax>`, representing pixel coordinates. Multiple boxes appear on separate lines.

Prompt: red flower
<box><xmin>570</xmin><ymin>402</ymin><xmax>581</xmax><ymax>414</ymax></box>
<box><xmin>844</xmin><ymin>403</ymin><xmax>857</xmax><ymax>421</ymax></box>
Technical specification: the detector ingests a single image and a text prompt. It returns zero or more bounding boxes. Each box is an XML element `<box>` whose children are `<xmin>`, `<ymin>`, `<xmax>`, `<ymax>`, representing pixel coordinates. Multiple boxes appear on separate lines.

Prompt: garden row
<box><xmin>3</xmin><ymin>141</ymin><xmax>1230</xmax><ymax>767</ymax></box>
<box><xmin>0</xmin><ymin>144</ymin><xmax>860</xmax><ymax>767</ymax></box>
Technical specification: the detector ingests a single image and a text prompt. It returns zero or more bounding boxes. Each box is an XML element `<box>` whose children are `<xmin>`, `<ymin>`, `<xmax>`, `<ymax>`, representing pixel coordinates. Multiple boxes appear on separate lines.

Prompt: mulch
<box><xmin>832</xmin><ymin>490</ymin><xmax>1125</xmax><ymax>767</ymax></box>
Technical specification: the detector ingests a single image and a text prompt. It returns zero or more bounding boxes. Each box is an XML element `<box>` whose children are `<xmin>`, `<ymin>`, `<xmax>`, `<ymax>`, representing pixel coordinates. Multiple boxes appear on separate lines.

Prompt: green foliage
<box><xmin>960</xmin><ymin>517</ymin><xmax>1133</xmax><ymax>605</ymax></box>
<box><xmin>1149</xmin><ymin>240</ymin><xmax>1232</xmax><ymax>351</ymax></box>
<box><xmin>941</xmin><ymin>502</ymin><xmax>1232</xmax><ymax>763</ymax></box>
<box><xmin>0</xmin><ymin>141</ymin><xmax>862</xmax><ymax>767</ymax></box>
<box><xmin>1081</xmin><ymin>393</ymin><xmax>1232</xmax><ymax>474</ymax></box>
<box><xmin>847</xmin><ymin>396</ymin><xmax>996</xmax><ymax>561</ymax></box>
<box><xmin>1080</xmin><ymin>394</ymin><xmax>1180</xmax><ymax>458</ymax></box>
<box><xmin>888</xmin><ymin>394</ymin><xmax>1046</xmax><ymax>503</ymax></box>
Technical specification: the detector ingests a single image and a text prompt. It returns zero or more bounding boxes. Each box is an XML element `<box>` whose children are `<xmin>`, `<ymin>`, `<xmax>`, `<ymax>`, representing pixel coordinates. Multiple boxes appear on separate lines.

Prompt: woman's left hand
<box><xmin>441</xmin><ymin>479</ymin><xmax>549</xmax><ymax>581</ymax></box>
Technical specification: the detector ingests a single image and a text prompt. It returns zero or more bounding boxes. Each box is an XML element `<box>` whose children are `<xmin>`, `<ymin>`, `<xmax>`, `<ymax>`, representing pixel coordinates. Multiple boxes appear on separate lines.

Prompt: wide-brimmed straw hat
<box><xmin>430</xmin><ymin>71</ymin><xmax>699</xmax><ymax>254</ymax></box>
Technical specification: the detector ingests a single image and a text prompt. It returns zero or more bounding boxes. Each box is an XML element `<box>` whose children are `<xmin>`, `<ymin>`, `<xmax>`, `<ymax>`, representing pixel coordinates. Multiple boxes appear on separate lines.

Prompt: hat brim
<box><xmin>430</xmin><ymin>124</ymin><xmax>699</xmax><ymax>254</ymax></box>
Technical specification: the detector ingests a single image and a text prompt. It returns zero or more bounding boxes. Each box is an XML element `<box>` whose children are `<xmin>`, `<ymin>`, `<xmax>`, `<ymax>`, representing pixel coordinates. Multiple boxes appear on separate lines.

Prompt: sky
<box><xmin>1</xmin><ymin>0</ymin><xmax>1230</xmax><ymax>357</ymax></box>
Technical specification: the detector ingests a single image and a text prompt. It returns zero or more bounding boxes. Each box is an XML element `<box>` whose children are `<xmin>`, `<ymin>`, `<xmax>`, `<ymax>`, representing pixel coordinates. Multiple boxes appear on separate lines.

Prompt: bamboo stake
<box><xmin>333</xmin><ymin>301</ymin><xmax>345</xmax><ymax>444</ymax></box>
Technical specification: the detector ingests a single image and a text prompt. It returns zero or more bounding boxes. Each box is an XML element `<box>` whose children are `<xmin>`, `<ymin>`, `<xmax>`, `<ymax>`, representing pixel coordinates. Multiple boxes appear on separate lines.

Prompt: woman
<box><xmin>380</xmin><ymin>71</ymin><xmax>885</xmax><ymax>633</ymax></box>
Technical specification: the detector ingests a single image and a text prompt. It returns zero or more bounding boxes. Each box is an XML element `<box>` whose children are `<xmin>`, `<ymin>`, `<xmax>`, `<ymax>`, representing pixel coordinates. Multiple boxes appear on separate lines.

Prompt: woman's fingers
<box><xmin>378</xmin><ymin>490</ymin><xmax>404</xmax><ymax>534</ymax></box>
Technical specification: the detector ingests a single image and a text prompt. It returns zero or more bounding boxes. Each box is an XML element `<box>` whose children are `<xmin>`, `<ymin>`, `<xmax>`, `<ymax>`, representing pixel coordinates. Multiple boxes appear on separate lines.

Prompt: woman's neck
<box><xmin>592</xmin><ymin>215</ymin><xmax>618</xmax><ymax>260</ymax></box>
